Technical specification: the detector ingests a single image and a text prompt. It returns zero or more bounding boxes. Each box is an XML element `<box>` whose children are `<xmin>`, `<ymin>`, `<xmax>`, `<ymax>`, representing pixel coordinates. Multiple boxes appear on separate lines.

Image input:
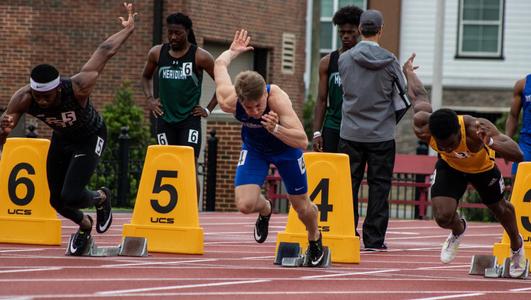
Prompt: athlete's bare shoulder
<box><xmin>9</xmin><ymin>85</ymin><xmax>33</xmax><ymax>112</ymax></box>
<box><xmin>147</xmin><ymin>44</ymin><xmax>163</xmax><ymax>62</ymax></box>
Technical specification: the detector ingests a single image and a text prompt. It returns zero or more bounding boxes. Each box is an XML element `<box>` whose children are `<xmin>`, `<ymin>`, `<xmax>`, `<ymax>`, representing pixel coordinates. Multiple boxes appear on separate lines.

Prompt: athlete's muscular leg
<box><xmin>432</xmin><ymin>196</ymin><xmax>465</xmax><ymax>236</ymax></box>
<box><xmin>235</xmin><ymin>184</ymin><xmax>271</xmax><ymax>216</ymax></box>
<box><xmin>487</xmin><ymin>199</ymin><xmax>523</xmax><ymax>251</ymax></box>
<box><xmin>47</xmin><ymin>134</ymin><xmax>86</xmax><ymax>226</ymax></box>
<box><xmin>288</xmin><ymin>193</ymin><xmax>320</xmax><ymax>241</ymax></box>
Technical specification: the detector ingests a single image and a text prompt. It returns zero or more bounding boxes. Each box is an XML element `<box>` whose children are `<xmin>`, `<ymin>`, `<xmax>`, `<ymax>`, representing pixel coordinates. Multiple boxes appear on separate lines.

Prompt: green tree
<box><xmin>90</xmin><ymin>82</ymin><xmax>152</xmax><ymax>207</ymax></box>
<box><xmin>495</xmin><ymin>112</ymin><xmax>522</xmax><ymax>142</ymax></box>
<box><xmin>303</xmin><ymin>94</ymin><xmax>316</xmax><ymax>147</ymax></box>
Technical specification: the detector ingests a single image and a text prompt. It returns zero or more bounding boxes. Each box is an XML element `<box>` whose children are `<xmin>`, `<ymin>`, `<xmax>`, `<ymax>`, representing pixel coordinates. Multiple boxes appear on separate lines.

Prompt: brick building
<box><xmin>0</xmin><ymin>0</ymin><xmax>308</xmax><ymax>211</ymax></box>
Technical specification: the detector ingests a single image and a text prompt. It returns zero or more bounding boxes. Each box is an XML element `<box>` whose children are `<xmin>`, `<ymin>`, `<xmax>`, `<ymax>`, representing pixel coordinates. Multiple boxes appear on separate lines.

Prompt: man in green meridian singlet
<box><xmin>141</xmin><ymin>12</ymin><xmax>217</xmax><ymax>199</ymax></box>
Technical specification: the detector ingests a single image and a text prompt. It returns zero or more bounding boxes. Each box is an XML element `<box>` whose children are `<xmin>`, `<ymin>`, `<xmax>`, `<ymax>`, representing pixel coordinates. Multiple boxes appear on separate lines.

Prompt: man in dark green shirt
<box><xmin>312</xmin><ymin>5</ymin><xmax>363</xmax><ymax>152</ymax></box>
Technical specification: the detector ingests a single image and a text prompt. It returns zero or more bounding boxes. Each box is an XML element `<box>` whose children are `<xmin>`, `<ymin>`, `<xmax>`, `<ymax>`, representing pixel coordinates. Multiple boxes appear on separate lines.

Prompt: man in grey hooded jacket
<box><xmin>338</xmin><ymin>9</ymin><xmax>406</xmax><ymax>251</ymax></box>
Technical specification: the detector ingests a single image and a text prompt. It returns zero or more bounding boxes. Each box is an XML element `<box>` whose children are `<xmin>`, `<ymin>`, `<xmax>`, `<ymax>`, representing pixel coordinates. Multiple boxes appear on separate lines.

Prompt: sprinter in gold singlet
<box><xmin>402</xmin><ymin>53</ymin><xmax>526</xmax><ymax>278</ymax></box>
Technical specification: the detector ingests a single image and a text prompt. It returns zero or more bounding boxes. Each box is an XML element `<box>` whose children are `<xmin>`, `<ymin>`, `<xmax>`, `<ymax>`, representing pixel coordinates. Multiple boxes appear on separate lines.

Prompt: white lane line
<box><xmin>511</xmin><ymin>287</ymin><xmax>531</xmax><ymax>291</ymax></box>
<box><xmin>410</xmin><ymin>293</ymin><xmax>484</xmax><ymax>300</ymax></box>
<box><xmin>386</xmin><ymin>231</ymin><xmax>419</xmax><ymax>235</ymax></box>
<box><xmin>415</xmin><ymin>265</ymin><xmax>469</xmax><ymax>270</ymax></box>
<box><xmin>96</xmin><ymin>279</ymin><xmax>270</xmax><ymax>295</ymax></box>
<box><xmin>300</xmin><ymin>269</ymin><xmax>400</xmax><ymax>279</ymax></box>
<box><xmin>387</xmin><ymin>233</ymin><xmax>500</xmax><ymax>241</ymax></box>
<box><xmin>102</xmin><ymin>258</ymin><xmax>218</xmax><ymax>268</ymax></box>
<box><xmin>14</xmin><ymin>290</ymin><xmax>526</xmax><ymax>298</ymax></box>
<box><xmin>0</xmin><ymin>249</ymin><xmax>46</xmax><ymax>253</ymax></box>
<box><xmin>241</xmin><ymin>255</ymin><xmax>273</xmax><ymax>260</ymax></box>
<box><xmin>0</xmin><ymin>267</ymin><xmax>62</xmax><ymax>274</ymax></box>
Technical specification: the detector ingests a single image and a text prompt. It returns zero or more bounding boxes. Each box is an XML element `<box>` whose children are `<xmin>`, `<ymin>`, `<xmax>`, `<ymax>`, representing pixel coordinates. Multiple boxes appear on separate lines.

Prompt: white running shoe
<box><xmin>440</xmin><ymin>219</ymin><xmax>466</xmax><ymax>264</ymax></box>
<box><xmin>509</xmin><ymin>236</ymin><xmax>528</xmax><ymax>278</ymax></box>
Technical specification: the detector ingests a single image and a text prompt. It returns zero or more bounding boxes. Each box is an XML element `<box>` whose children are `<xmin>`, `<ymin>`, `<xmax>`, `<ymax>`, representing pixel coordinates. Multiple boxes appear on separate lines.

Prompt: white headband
<box><xmin>30</xmin><ymin>76</ymin><xmax>60</xmax><ymax>92</ymax></box>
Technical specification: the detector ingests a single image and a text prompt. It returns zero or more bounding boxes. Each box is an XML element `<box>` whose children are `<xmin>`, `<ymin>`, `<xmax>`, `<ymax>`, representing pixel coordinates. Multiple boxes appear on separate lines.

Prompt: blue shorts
<box><xmin>512</xmin><ymin>134</ymin><xmax>531</xmax><ymax>175</ymax></box>
<box><xmin>234</xmin><ymin>144</ymin><xmax>308</xmax><ymax>195</ymax></box>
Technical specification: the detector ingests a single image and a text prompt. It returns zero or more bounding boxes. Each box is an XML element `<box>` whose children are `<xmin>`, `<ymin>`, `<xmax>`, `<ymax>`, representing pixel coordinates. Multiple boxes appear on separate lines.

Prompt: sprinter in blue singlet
<box><xmin>213</xmin><ymin>29</ymin><xmax>326</xmax><ymax>267</ymax></box>
<box><xmin>506</xmin><ymin>75</ymin><xmax>531</xmax><ymax>179</ymax></box>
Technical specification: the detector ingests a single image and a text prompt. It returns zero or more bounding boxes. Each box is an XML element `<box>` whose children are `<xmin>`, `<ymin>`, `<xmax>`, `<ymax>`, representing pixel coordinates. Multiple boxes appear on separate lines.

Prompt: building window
<box><xmin>457</xmin><ymin>0</ymin><xmax>504</xmax><ymax>58</ymax></box>
<box><xmin>320</xmin><ymin>0</ymin><xmax>366</xmax><ymax>56</ymax></box>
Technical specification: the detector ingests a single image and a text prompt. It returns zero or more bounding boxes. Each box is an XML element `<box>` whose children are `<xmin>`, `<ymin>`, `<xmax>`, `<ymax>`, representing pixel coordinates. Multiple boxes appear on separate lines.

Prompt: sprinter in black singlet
<box><xmin>0</xmin><ymin>3</ymin><xmax>137</xmax><ymax>256</ymax></box>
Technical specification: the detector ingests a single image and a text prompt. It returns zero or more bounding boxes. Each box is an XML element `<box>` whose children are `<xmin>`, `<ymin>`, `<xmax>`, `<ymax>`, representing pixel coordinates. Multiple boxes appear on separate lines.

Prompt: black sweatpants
<box><xmin>322</xmin><ymin>127</ymin><xmax>340</xmax><ymax>153</ymax></box>
<box><xmin>46</xmin><ymin>124</ymin><xmax>107</xmax><ymax>224</ymax></box>
<box><xmin>338</xmin><ymin>138</ymin><xmax>395</xmax><ymax>248</ymax></box>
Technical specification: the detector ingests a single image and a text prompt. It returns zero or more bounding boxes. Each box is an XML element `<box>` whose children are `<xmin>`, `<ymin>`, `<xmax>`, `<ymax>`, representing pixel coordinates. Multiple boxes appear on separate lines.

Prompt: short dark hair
<box><xmin>429</xmin><ymin>109</ymin><xmax>460</xmax><ymax>140</ymax></box>
<box><xmin>30</xmin><ymin>64</ymin><xmax>59</xmax><ymax>83</ymax></box>
<box><xmin>166</xmin><ymin>13</ymin><xmax>197</xmax><ymax>45</ymax></box>
<box><xmin>235</xmin><ymin>71</ymin><xmax>266</xmax><ymax>102</ymax></box>
<box><xmin>360</xmin><ymin>26</ymin><xmax>380</xmax><ymax>37</ymax></box>
<box><xmin>333</xmin><ymin>5</ymin><xmax>363</xmax><ymax>26</ymax></box>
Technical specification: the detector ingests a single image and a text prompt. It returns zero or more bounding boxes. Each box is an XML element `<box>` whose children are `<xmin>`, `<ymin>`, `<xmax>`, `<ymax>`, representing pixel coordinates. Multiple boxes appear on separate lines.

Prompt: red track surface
<box><xmin>1</xmin><ymin>212</ymin><xmax>530</xmax><ymax>299</ymax></box>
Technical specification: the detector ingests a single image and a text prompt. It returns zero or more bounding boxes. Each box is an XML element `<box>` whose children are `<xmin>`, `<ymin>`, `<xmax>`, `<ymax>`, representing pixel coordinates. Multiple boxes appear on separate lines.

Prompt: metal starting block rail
<box><xmin>65</xmin><ymin>235</ymin><xmax>148</xmax><ymax>257</ymax></box>
<box><xmin>469</xmin><ymin>254</ymin><xmax>529</xmax><ymax>279</ymax></box>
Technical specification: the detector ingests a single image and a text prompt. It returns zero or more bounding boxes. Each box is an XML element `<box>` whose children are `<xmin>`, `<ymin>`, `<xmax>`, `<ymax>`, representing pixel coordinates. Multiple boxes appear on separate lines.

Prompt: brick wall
<box><xmin>1</xmin><ymin>0</ymin><xmax>307</xmax><ymax>212</ymax></box>
<box><xmin>0</xmin><ymin>0</ymin><xmax>153</xmax><ymax>136</ymax></box>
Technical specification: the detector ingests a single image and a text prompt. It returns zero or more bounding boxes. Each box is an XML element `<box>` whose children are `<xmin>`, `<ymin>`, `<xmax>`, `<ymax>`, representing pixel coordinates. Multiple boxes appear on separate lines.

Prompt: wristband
<box><xmin>204</xmin><ymin>107</ymin><xmax>211</xmax><ymax>116</ymax></box>
<box><xmin>273</xmin><ymin>124</ymin><xmax>280</xmax><ymax>134</ymax></box>
<box><xmin>487</xmin><ymin>137</ymin><xmax>494</xmax><ymax>146</ymax></box>
<box><xmin>313</xmin><ymin>131</ymin><xmax>322</xmax><ymax>138</ymax></box>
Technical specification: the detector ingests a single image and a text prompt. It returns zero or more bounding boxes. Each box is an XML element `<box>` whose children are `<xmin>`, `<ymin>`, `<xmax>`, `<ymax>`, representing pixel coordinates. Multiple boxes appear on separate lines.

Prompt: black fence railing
<box><xmin>90</xmin><ymin>127</ymin><xmax>212</xmax><ymax>208</ymax></box>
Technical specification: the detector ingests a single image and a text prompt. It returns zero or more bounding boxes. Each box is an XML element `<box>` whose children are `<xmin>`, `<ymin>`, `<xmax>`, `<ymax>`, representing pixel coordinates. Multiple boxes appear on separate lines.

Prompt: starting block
<box><xmin>274</xmin><ymin>242</ymin><xmax>301</xmax><ymax>265</ymax></box>
<box><xmin>274</xmin><ymin>242</ymin><xmax>331</xmax><ymax>268</ymax></box>
<box><xmin>469</xmin><ymin>255</ymin><xmax>497</xmax><ymax>275</ymax></box>
<box><xmin>483</xmin><ymin>257</ymin><xmax>529</xmax><ymax>279</ymax></box>
<box><xmin>65</xmin><ymin>235</ymin><xmax>148</xmax><ymax>257</ymax></box>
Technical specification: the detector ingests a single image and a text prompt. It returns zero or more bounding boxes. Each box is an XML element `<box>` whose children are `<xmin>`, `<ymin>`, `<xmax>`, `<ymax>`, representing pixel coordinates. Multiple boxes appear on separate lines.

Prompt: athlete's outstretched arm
<box><xmin>506</xmin><ymin>78</ymin><xmax>524</xmax><ymax>139</ymax></box>
<box><xmin>72</xmin><ymin>3</ymin><xmax>137</xmax><ymax>102</ymax></box>
<box><xmin>402</xmin><ymin>53</ymin><xmax>432</xmax><ymax>142</ymax></box>
<box><xmin>475</xmin><ymin>118</ymin><xmax>523</xmax><ymax>162</ymax></box>
<box><xmin>214</xmin><ymin>30</ymin><xmax>254</xmax><ymax>113</ymax></box>
<box><xmin>264</xmin><ymin>85</ymin><xmax>308</xmax><ymax>150</ymax></box>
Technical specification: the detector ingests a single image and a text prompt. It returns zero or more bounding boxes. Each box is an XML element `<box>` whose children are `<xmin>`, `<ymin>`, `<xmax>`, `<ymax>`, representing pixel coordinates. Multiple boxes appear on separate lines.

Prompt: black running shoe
<box><xmin>69</xmin><ymin>215</ymin><xmax>93</xmax><ymax>256</ymax></box>
<box><xmin>306</xmin><ymin>232</ymin><xmax>325</xmax><ymax>267</ymax></box>
<box><xmin>253</xmin><ymin>199</ymin><xmax>272</xmax><ymax>243</ymax></box>
<box><xmin>363</xmin><ymin>243</ymin><xmax>388</xmax><ymax>252</ymax></box>
<box><xmin>96</xmin><ymin>187</ymin><xmax>113</xmax><ymax>234</ymax></box>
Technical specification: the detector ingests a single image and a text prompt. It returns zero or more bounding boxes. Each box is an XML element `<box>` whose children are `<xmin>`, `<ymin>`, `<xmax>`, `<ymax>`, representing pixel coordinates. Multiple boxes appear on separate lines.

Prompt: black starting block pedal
<box><xmin>469</xmin><ymin>255</ymin><xmax>497</xmax><ymax>276</ymax></box>
<box><xmin>65</xmin><ymin>235</ymin><xmax>148</xmax><ymax>257</ymax></box>
<box><xmin>274</xmin><ymin>242</ymin><xmax>302</xmax><ymax>265</ymax></box>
